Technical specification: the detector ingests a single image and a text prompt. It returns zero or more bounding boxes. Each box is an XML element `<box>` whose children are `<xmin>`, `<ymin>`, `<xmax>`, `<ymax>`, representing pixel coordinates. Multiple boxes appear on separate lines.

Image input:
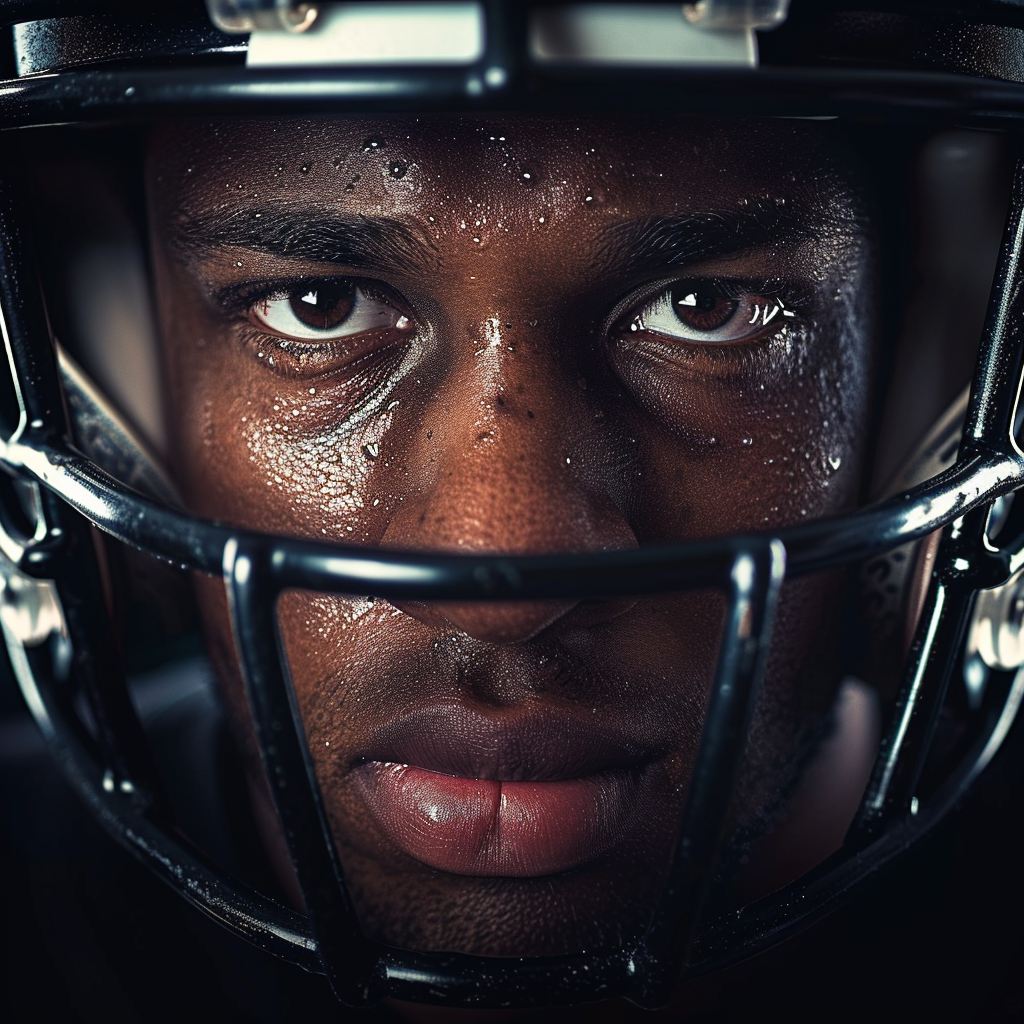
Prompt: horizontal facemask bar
<box><xmin>2</xmin><ymin>429</ymin><xmax>1022</xmax><ymax>598</ymax></box>
<box><xmin>0</xmin><ymin>422</ymin><xmax>1021</xmax><ymax>591</ymax></box>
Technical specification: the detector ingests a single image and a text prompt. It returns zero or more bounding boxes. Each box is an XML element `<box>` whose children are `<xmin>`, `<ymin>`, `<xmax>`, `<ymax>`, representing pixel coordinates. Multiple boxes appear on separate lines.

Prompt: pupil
<box><xmin>289</xmin><ymin>282</ymin><xmax>355</xmax><ymax>330</ymax></box>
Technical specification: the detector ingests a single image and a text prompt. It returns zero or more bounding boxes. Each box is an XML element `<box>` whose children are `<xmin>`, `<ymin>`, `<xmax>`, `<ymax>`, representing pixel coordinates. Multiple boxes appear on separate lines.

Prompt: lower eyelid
<box><xmin>237</xmin><ymin>323</ymin><xmax>394</xmax><ymax>373</ymax></box>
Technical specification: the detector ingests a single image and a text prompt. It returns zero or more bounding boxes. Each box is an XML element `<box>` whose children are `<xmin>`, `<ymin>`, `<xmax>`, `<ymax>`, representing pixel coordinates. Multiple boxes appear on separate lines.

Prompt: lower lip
<box><xmin>353</xmin><ymin>762</ymin><xmax>646</xmax><ymax>877</ymax></box>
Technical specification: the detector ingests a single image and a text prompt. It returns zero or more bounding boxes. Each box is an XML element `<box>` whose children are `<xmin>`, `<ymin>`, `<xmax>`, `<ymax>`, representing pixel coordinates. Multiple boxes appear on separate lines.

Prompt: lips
<box><xmin>349</xmin><ymin>706</ymin><xmax>663</xmax><ymax>877</ymax></box>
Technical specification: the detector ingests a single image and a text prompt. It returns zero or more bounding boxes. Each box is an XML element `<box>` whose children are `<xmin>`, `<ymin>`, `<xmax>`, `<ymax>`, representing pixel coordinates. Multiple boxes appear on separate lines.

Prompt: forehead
<box><xmin>148</xmin><ymin>115</ymin><xmax>858</xmax><ymax>228</ymax></box>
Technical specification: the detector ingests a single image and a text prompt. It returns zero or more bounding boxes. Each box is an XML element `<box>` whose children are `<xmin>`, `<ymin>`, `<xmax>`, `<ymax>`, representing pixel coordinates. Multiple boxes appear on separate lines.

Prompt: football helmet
<box><xmin>1</xmin><ymin>0</ymin><xmax>1023</xmax><ymax>1010</ymax></box>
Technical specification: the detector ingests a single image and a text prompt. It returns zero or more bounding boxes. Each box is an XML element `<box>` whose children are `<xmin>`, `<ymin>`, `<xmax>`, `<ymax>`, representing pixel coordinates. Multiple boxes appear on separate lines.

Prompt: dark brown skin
<box><xmin>146</xmin><ymin>116</ymin><xmax>873</xmax><ymax>965</ymax></box>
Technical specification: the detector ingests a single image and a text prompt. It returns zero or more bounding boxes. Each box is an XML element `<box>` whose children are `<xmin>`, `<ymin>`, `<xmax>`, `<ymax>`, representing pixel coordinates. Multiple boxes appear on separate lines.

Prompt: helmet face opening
<box><xmin>3</xmin><ymin>1</ymin><xmax>1024</xmax><ymax>1013</ymax></box>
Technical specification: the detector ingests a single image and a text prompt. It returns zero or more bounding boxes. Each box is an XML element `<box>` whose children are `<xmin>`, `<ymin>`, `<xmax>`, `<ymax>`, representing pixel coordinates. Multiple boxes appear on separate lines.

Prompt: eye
<box><xmin>626</xmin><ymin>281</ymin><xmax>796</xmax><ymax>345</ymax></box>
<box><xmin>252</xmin><ymin>280</ymin><xmax>413</xmax><ymax>341</ymax></box>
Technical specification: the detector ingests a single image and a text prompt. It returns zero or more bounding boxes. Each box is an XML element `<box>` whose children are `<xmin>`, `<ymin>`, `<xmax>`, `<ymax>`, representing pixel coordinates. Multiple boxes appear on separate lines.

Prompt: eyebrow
<box><xmin>167</xmin><ymin>208</ymin><xmax>440</xmax><ymax>275</ymax></box>
<box><xmin>594</xmin><ymin>200</ymin><xmax>814</xmax><ymax>277</ymax></box>
<box><xmin>168</xmin><ymin>197</ymin><xmax>812</xmax><ymax>279</ymax></box>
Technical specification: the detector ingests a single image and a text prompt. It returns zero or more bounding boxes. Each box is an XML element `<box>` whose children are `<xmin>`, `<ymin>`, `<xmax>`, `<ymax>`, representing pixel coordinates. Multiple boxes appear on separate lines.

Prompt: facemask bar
<box><xmin>0</xmin><ymin>165</ymin><xmax>169</xmax><ymax>815</ymax></box>
<box><xmin>0</xmin><ymin>154</ymin><xmax>323</xmax><ymax>966</ymax></box>
<box><xmin>224</xmin><ymin>532</ymin><xmax>785</xmax><ymax>1008</ymax></box>
<box><xmin>3</xmin><ymin>19</ymin><xmax>1024</xmax><ymax>1011</ymax></box>
<box><xmin>0</xmin><ymin>154</ymin><xmax>320</xmax><ymax>959</ymax></box>
<box><xmin>638</xmin><ymin>541</ymin><xmax>784</xmax><ymax>1005</ymax></box>
<box><xmin>851</xmin><ymin>153</ymin><xmax>1024</xmax><ymax>843</ymax></box>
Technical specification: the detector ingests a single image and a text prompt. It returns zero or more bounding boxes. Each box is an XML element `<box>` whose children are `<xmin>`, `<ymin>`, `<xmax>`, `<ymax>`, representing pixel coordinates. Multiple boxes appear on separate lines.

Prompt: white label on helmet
<box><xmin>246</xmin><ymin>3</ymin><xmax>485</xmax><ymax>67</ymax></box>
<box><xmin>532</xmin><ymin>5</ymin><xmax>755</xmax><ymax>67</ymax></box>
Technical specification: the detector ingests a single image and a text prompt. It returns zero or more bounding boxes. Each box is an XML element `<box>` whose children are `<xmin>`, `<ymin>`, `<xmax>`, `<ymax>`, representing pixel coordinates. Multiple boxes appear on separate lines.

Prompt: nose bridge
<box><xmin>381</xmin><ymin>315</ymin><xmax>638</xmax><ymax>643</ymax></box>
<box><xmin>390</xmin><ymin>316</ymin><xmax>628</xmax><ymax>556</ymax></box>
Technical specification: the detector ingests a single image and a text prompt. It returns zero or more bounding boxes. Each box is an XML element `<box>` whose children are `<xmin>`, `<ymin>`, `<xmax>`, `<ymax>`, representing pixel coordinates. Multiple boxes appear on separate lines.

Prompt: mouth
<box><xmin>350</xmin><ymin>706</ymin><xmax>666</xmax><ymax>877</ymax></box>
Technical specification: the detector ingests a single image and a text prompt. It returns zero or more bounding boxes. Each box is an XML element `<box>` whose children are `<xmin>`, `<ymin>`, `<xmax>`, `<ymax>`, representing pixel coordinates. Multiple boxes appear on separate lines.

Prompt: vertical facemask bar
<box><xmin>851</xmin><ymin>568</ymin><xmax>974</xmax><ymax>839</ymax></box>
<box><xmin>223</xmin><ymin>536</ymin><xmax>385</xmax><ymax>1007</ymax></box>
<box><xmin>0</xmin><ymin>168</ymin><xmax>163</xmax><ymax>812</ymax></box>
<box><xmin>0</xmin><ymin>177</ymin><xmax>62</xmax><ymax>442</ymax></box>
<box><xmin>636</xmin><ymin>540</ymin><xmax>785</xmax><ymax>1008</ymax></box>
<box><xmin>851</xmin><ymin>152</ymin><xmax>1024</xmax><ymax>841</ymax></box>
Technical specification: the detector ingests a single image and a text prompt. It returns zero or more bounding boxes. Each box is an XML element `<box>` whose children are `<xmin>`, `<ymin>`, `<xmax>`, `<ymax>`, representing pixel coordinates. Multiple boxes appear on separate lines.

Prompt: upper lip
<box><xmin>353</xmin><ymin>703</ymin><xmax>667</xmax><ymax>782</ymax></box>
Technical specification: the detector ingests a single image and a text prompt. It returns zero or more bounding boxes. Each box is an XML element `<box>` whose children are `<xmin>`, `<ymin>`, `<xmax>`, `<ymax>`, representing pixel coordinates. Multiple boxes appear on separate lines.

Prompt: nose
<box><xmin>381</xmin><ymin>325</ymin><xmax>638</xmax><ymax>643</ymax></box>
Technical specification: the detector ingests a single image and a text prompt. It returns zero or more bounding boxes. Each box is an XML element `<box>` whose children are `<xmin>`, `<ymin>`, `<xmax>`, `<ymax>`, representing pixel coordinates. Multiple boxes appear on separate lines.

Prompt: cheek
<box><xmin>160</xmin><ymin>295</ymin><xmax>421</xmax><ymax>540</ymax></box>
<box><xmin>229</xmin><ymin>394</ymin><xmax>387</xmax><ymax>539</ymax></box>
<box><xmin>612</xmin><ymin>319</ymin><xmax>871</xmax><ymax>538</ymax></box>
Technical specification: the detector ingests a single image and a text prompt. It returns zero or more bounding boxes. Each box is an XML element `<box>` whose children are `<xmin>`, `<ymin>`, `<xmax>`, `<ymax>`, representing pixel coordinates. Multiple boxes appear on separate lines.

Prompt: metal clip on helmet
<box><xmin>0</xmin><ymin>0</ymin><xmax>1023</xmax><ymax>1011</ymax></box>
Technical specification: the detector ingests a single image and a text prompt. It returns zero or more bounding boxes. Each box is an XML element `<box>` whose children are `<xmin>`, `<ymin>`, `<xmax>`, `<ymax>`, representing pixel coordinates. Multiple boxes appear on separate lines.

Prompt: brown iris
<box><xmin>671</xmin><ymin>285</ymin><xmax>737</xmax><ymax>333</ymax></box>
<box><xmin>288</xmin><ymin>281</ymin><xmax>356</xmax><ymax>331</ymax></box>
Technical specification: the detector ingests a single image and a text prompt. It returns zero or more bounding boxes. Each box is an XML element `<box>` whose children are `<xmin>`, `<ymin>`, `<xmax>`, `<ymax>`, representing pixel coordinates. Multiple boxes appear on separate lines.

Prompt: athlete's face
<box><xmin>147</xmin><ymin>115</ymin><xmax>873</xmax><ymax>955</ymax></box>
